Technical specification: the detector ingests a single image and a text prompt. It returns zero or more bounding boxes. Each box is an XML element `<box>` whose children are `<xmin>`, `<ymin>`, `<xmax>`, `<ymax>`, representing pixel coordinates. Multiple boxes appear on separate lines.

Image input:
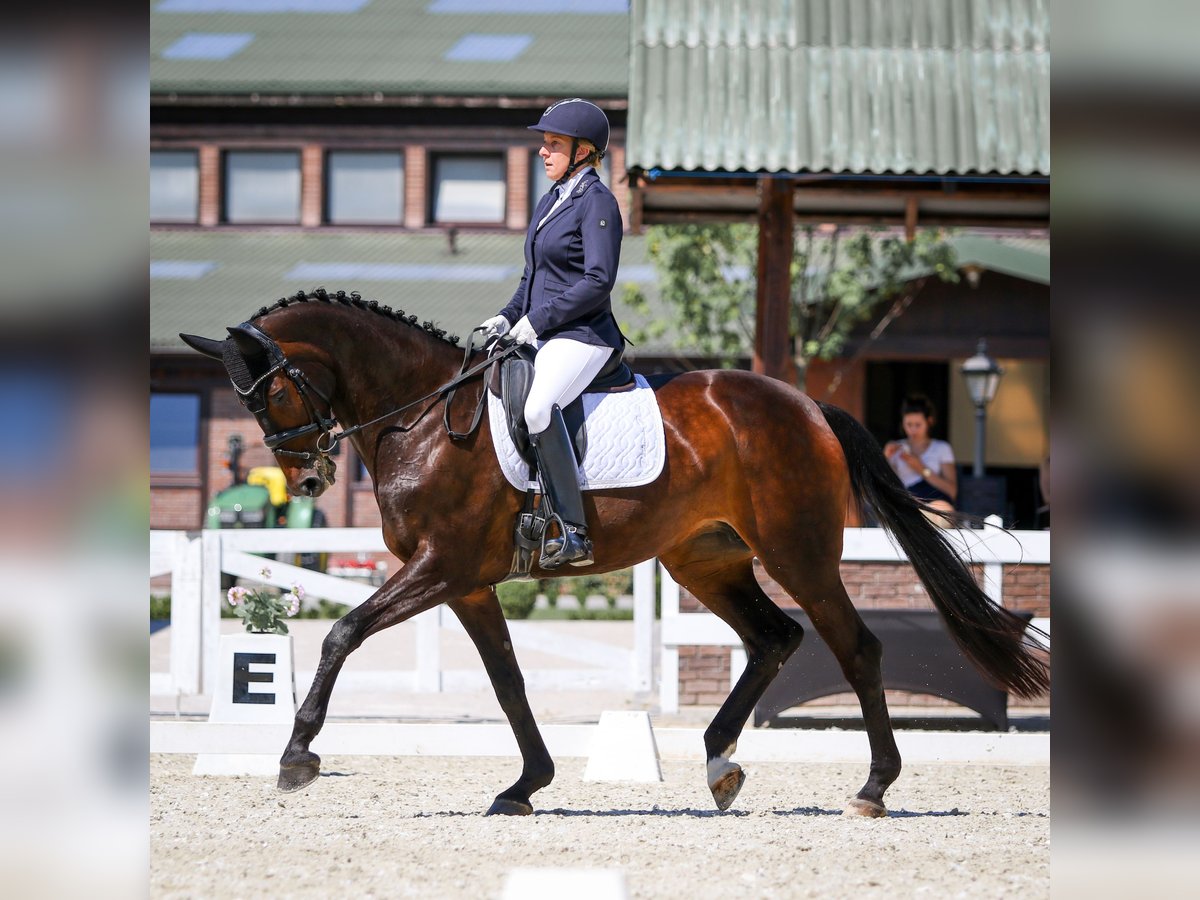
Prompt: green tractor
<box><xmin>207</xmin><ymin>435</ymin><xmax>326</xmax><ymax>583</ymax></box>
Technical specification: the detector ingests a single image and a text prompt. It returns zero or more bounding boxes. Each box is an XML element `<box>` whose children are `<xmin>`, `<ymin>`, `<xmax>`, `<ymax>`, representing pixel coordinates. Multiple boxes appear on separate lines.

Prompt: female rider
<box><xmin>479</xmin><ymin>98</ymin><xmax>624</xmax><ymax>569</ymax></box>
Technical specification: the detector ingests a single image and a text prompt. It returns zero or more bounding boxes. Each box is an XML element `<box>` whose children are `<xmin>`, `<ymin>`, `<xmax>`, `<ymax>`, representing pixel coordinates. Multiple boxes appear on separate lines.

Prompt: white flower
<box><xmin>259</xmin><ymin>566</ymin><xmax>272</xmax><ymax>579</ymax></box>
<box><xmin>227</xmin><ymin>586</ymin><xmax>250</xmax><ymax>607</ymax></box>
<box><xmin>282</xmin><ymin>593</ymin><xmax>301</xmax><ymax>617</ymax></box>
<box><xmin>291</xmin><ymin>583</ymin><xmax>306</xmax><ymax>602</ymax></box>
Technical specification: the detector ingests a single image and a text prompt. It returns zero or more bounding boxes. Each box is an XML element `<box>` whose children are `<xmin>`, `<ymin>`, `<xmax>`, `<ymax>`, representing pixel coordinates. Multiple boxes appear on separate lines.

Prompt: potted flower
<box><xmin>226</xmin><ymin>568</ymin><xmax>304</xmax><ymax>634</ymax></box>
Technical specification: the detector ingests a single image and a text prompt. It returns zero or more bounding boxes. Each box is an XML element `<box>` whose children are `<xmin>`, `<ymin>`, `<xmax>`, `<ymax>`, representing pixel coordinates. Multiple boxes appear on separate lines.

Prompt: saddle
<box><xmin>487</xmin><ymin>343</ymin><xmax>635</xmax><ymax>466</ymax></box>
<box><xmin>488</xmin><ymin>342</ymin><xmax>635</xmax><ymax>583</ymax></box>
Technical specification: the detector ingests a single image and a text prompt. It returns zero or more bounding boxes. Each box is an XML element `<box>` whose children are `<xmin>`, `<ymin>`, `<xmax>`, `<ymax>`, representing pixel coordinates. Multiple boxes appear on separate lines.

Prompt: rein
<box><xmin>268</xmin><ymin>328</ymin><xmax>518</xmax><ymax>463</ymax></box>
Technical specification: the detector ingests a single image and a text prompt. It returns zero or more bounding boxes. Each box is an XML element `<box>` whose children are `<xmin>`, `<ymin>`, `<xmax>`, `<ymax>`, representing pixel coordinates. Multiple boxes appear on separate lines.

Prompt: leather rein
<box><xmin>240</xmin><ymin>324</ymin><xmax>517</xmax><ymax>464</ymax></box>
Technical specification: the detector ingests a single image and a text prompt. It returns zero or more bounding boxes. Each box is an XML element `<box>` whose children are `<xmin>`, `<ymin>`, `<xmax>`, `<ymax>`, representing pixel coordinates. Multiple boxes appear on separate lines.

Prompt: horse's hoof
<box><xmin>844</xmin><ymin>798</ymin><xmax>888</xmax><ymax>818</ymax></box>
<box><xmin>486</xmin><ymin>797</ymin><xmax>533</xmax><ymax>816</ymax></box>
<box><xmin>277</xmin><ymin>754</ymin><xmax>321</xmax><ymax>793</ymax></box>
<box><xmin>709</xmin><ymin>760</ymin><xmax>746</xmax><ymax>811</ymax></box>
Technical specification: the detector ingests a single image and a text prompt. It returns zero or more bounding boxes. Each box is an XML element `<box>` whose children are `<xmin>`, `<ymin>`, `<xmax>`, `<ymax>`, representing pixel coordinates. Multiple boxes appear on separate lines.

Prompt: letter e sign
<box><xmin>233</xmin><ymin>652</ymin><xmax>276</xmax><ymax>704</ymax></box>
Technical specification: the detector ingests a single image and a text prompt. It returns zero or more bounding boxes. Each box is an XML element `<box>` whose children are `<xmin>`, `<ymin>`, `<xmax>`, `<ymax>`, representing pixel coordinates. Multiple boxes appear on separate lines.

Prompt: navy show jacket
<box><xmin>498</xmin><ymin>169</ymin><xmax>624</xmax><ymax>351</ymax></box>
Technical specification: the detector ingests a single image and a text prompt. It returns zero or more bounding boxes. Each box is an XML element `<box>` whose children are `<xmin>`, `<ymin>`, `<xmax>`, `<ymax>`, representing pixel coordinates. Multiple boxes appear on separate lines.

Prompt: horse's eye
<box><xmin>269</xmin><ymin>387</ymin><xmax>287</xmax><ymax>403</ymax></box>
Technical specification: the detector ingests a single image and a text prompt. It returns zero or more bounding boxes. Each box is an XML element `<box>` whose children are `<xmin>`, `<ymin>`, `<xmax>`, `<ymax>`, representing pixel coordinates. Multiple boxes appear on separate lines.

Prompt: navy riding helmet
<box><xmin>528</xmin><ymin>98</ymin><xmax>610</xmax><ymax>182</ymax></box>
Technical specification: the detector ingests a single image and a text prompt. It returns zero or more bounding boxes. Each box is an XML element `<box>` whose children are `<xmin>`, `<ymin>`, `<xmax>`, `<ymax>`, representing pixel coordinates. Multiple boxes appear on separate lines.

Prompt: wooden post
<box><xmin>904</xmin><ymin>196</ymin><xmax>919</xmax><ymax>240</ymax></box>
<box><xmin>754</xmin><ymin>176</ymin><xmax>794</xmax><ymax>382</ymax></box>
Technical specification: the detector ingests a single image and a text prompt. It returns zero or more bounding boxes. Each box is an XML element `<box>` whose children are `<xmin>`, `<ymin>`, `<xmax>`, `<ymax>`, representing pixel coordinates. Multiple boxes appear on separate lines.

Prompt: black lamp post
<box><xmin>960</xmin><ymin>339</ymin><xmax>1004</xmax><ymax>477</ymax></box>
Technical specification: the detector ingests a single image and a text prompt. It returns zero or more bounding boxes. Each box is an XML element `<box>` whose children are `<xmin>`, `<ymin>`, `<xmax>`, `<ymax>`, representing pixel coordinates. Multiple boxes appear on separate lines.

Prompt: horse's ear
<box><xmin>179</xmin><ymin>333</ymin><xmax>226</xmax><ymax>360</ymax></box>
<box><xmin>227</xmin><ymin>325</ymin><xmax>267</xmax><ymax>360</ymax></box>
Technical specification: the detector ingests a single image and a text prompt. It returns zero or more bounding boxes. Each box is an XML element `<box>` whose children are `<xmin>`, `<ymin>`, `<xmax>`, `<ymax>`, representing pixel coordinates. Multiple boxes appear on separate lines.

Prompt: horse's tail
<box><xmin>817</xmin><ymin>401</ymin><xmax>1049</xmax><ymax>699</ymax></box>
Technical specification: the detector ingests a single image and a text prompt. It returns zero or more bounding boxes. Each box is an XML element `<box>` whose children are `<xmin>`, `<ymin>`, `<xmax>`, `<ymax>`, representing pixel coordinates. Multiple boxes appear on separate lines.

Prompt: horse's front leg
<box><xmin>448</xmin><ymin>590</ymin><xmax>555</xmax><ymax>816</ymax></box>
<box><xmin>277</xmin><ymin>552</ymin><xmax>465</xmax><ymax>792</ymax></box>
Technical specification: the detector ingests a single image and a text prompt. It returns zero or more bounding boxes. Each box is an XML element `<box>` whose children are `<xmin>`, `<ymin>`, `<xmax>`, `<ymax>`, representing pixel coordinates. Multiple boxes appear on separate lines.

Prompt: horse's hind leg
<box><xmin>447</xmin><ymin>590</ymin><xmax>554</xmax><ymax>816</ymax></box>
<box><xmin>661</xmin><ymin>533</ymin><xmax>805</xmax><ymax>811</ymax></box>
<box><xmin>761</xmin><ymin>559</ymin><xmax>901</xmax><ymax>817</ymax></box>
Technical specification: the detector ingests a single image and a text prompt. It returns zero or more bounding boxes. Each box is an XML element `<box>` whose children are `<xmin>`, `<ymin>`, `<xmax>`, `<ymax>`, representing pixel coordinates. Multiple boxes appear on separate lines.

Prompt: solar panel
<box><xmin>443</xmin><ymin>33</ymin><xmax>532</xmax><ymax>63</ymax></box>
<box><xmin>151</xmin><ymin>261</ymin><xmax>218</xmax><ymax>280</ymax></box>
<box><xmin>286</xmin><ymin>263</ymin><xmax>521</xmax><ymax>282</ymax></box>
<box><xmin>160</xmin><ymin>33</ymin><xmax>255</xmax><ymax>61</ymax></box>
<box><xmin>428</xmin><ymin>0</ymin><xmax>628</xmax><ymax>13</ymax></box>
<box><xmin>158</xmin><ymin>0</ymin><xmax>370</xmax><ymax>13</ymax></box>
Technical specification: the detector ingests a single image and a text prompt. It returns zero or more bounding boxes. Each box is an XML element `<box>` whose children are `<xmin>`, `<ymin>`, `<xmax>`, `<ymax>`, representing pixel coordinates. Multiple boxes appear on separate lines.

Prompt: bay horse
<box><xmin>181</xmin><ymin>289</ymin><xmax>1048</xmax><ymax>818</ymax></box>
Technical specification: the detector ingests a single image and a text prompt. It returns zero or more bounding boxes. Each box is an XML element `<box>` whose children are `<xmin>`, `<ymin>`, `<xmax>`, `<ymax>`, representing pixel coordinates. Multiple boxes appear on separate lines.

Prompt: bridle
<box><xmin>230</xmin><ymin>322</ymin><xmax>518</xmax><ymax>466</ymax></box>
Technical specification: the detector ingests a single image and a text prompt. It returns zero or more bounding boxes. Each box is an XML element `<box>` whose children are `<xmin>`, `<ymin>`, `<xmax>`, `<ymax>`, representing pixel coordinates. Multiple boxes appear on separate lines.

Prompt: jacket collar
<box><xmin>537</xmin><ymin>168</ymin><xmax>600</xmax><ymax>230</ymax></box>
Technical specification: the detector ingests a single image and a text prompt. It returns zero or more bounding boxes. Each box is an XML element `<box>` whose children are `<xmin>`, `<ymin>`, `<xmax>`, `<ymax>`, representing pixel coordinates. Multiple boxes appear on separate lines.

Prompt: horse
<box><xmin>181</xmin><ymin>288</ymin><xmax>1049</xmax><ymax>818</ymax></box>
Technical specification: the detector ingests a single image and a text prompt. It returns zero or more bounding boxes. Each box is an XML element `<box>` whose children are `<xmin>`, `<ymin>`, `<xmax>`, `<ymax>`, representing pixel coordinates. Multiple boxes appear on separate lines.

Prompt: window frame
<box><xmin>150</xmin><ymin>390</ymin><xmax>205</xmax><ymax>487</ymax></box>
<box><xmin>324</xmin><ymin>149</ymin><xmax>406</xmax><ymax>226</ymax></box>
<box><xmin>428</xmin><ymin>151</ymin><xmax>508</xmax><ymax>226</ymax></box>
<box><xmin>150</xmin><ymin>148</ymin><xmax>200</xmax><ymax>224</ymax></box>
<box><xmin>221</xmin><ymin>149</ymin><xmax>302</xmax><ymax>225</ymax></box>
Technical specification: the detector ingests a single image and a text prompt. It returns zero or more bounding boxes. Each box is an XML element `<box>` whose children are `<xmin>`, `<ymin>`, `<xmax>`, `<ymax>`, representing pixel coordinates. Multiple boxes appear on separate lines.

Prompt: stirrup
<box><xmin>540</xmin><ymin>519</ymin><xmax>593</xmax><ymax>570</ymax></box>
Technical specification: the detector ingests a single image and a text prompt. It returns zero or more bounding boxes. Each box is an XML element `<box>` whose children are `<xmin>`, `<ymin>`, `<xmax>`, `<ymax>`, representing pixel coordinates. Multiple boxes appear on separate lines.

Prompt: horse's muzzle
<box><xmin>297</xmin><ymin>474</ymin><xmax>326</xmax><ymax>497</ymax></box>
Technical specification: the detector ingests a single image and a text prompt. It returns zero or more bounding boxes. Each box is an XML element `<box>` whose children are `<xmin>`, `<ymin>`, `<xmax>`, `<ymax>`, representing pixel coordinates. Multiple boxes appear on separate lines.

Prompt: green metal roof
<box><xmin>952</xmin><ymin>234</ymin><xmax>1049</xmax><ymax>285</ymax></box>
<box><xmin>150</xmin><ymin>227</ymin><xmax>1044</xmax><ymax>362</ymax></box>
<box><xmin>150</xmin><ymin>229</ymin><xmax>679</xmax><ymax>353</ymax></box>
<box><xmin>627</xmin><ymin>0</ymin><xmax>1049</xmax><ymax>176</ymax></box>
<box><xmin>151</xmin><ymin>0</ymin><xmax>631</xmax><ymax>96</ymax></box>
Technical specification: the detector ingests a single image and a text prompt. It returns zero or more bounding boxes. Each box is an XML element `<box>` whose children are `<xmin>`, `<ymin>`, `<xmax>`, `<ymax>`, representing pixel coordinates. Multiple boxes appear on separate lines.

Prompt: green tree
<box><xmin>623</xmin><ymin>224</ymin><xmax>959</xmax><ymax>392</ymax></box>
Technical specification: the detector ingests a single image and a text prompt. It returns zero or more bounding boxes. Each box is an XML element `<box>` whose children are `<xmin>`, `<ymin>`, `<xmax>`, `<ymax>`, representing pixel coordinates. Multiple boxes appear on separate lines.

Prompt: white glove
<box><xmin>510</xmin><ymin>315</ymin><xmax>538</xmax><ymax>346</ymax></box>
<box><xmin>479</xmin><ymin>315</ymin><xmax>510</xmax><ymax>337</ymax></box>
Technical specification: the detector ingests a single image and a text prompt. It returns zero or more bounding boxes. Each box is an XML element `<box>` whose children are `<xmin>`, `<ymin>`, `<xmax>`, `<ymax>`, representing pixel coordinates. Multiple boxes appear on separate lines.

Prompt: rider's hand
<box><xmin>479</xmin><ymin>315</ymin><xmax>511</xmax><ymax>338</ymax></box>
<box><xmin>510</xmin><ymin>315</ymin><xmax>538</xmax><ymax>346</ymax></box>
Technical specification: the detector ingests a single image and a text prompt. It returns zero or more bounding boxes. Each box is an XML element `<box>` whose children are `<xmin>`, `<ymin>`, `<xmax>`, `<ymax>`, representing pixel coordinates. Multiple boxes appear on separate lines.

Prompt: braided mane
<box><xmin>250</xmin><ymin>287</ymin><xmax>461</xmax><ymax>347</ymax></box>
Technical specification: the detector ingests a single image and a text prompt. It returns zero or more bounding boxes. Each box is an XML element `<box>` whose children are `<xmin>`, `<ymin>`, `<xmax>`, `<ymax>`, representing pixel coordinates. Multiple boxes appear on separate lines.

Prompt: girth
<box><xmin>488</xmin><ymin>344</ymin><xmax>635</xmax><ymax>466</ymax></box>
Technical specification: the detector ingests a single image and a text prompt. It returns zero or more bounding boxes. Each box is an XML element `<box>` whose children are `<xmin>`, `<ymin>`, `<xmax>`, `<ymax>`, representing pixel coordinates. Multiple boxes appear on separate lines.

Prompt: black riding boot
<box><xmin>530</xmin><ymin>405</ymin><xmax>593</xmax><ymax>569</ymax></box>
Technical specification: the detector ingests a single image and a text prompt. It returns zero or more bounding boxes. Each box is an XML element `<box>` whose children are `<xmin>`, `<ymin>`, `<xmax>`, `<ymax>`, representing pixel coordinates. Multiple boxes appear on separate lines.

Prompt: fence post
<box><xmin>414</xmin><ymin>606</ymin><xmax>442</xmax><ymax>692</ymax></box>
<box><xmin>659</xmin><ymin>563</ymin><xmax>680</xmax><ymax>714</ymax></box>
<box><xmin>983</xmin><ymin>514</ymin><xmax>1004</xmax><ymax>607</ymax></box>
<box><xmin>170</xmin><ymin>532</ymin><xmax>203</xmax><ymax>695</ymax></box>
<box><xmin>632</xmin><ymin>559</ymin><xmax>656</xmax><ymax>692</ymax></box>
<box><xmin>200</xmin><ymin>529</ymin><xmax>223</xmax><ymax>696</ymax></box>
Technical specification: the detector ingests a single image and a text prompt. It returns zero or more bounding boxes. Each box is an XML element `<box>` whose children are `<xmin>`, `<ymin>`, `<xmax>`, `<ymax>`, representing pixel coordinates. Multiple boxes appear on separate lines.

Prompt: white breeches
<box><xmin>524</xmin><ymin>337</ymin><xmax>614</xmax><ymax>435</ymax></box>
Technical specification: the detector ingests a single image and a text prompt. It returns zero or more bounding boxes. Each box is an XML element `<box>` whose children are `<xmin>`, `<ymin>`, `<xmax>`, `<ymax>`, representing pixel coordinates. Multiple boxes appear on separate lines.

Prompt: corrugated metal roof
<box><xmin>150</xmin><ymin>230</ymin><xmax>679</xmax><ymax>353</ymax></box>
<box><xmin>627</xmin><ymin>0</ymin><xmax>1049</xmax><ymax>175</ymax></box>
<box><xmin>151</xmin><ymin>0</ymin><xmax>630</xmax><ymax>95</ymax></box>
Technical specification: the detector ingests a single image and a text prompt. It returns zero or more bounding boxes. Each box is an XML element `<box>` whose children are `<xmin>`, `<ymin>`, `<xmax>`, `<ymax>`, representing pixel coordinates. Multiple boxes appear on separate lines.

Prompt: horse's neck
<box><xmin>329</xmin><ymin>322</ymin><xmax>463</xmax><ymax>449</ymax></box>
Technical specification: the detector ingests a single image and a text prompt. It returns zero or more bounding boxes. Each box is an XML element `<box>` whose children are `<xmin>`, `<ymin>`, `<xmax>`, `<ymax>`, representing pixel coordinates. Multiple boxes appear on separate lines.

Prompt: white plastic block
<box><xmin>502</xmin><ymin>868</ymin><xmax>627</xmax><ymax>900</ymax></box>
<box><xmin>583</xmin><ymin>710</ymin><xmax>662</xmax><ymax>782</ymax></box>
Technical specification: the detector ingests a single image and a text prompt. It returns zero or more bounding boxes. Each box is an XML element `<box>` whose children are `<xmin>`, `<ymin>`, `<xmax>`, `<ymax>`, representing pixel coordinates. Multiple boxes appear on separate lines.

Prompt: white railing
<box><xmin>150</xmin><ymin>529</ymin><xmax>657</xmax><ymax>698</ymax></box>
<box><xmin>658</xmin><ymin>516</ymin><xmax>1051</xmax><ymax>713</ymax></box>
<box><xmin>153</xmin><ymin>519</ymin><xmax>1049</xmax><ymax>711</ymax></box>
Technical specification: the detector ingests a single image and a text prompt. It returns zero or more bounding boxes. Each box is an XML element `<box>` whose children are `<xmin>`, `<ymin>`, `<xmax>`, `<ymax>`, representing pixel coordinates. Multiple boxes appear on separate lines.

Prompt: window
<box><xmin>150</xmin><ymin>150</ymin><xmax>198</xmax><ymax>223</ymax></box>
<box><xmin>327</xmin><ymin>151</ymin><xmax>404</xmax><ymax>224</ymax></box>
<box><xmin>224</xmin><ymin>150</ymin><xmax>300</xmax><ymax>223</ymax></box>
<box><xmin>528</xmin><ymin>149</ymin><xmax>611</xmax><ymax>221</ymax></box>
<box><xmin>150</xmin><ymin>393</ymin><xmax>201</xmax><ymax>473</ymax></box>
<box><xmin>431</xmin><ymin>154</ymin><xmax>505</xmax><ymax>224</ymax></box>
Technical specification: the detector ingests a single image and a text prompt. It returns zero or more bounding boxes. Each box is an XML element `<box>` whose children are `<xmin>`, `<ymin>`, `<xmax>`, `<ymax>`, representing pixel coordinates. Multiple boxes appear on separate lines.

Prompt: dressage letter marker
<box><xmin>583</xmin><ymin>710</ymin><xmax>662</xmax><ymax>782</ymax></box>
<box><xmin>194</xmin><ymin>633</ymin><xmax>297</xmax><ymax>776</ymax></box>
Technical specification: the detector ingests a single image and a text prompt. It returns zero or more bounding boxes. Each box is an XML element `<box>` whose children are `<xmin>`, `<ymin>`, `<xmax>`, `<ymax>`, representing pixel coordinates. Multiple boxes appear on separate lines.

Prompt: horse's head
<box><xmin>180</xmin><ymin>321</ymin><xmax>339</xmax><ymax>498</ymax></box>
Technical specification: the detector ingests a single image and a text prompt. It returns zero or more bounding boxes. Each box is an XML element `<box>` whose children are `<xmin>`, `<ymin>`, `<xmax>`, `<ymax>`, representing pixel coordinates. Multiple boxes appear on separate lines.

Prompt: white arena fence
<box><xmin>150</xmin><ymin>517</ymin><xmax>1048</xmax><ymax>706</ymax></box>
<box><xmin>150</xmin><ymin>528</ymin><xmax>658</xmax><ymax>698</ymax></box>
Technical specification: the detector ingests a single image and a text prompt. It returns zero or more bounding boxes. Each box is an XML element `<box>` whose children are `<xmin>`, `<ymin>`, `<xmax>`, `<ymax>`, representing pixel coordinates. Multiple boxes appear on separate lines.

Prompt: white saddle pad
<box><xmin>489</xmin><ymin>374</ymin><xmax>666</xmax><ymax>492</ymax></box>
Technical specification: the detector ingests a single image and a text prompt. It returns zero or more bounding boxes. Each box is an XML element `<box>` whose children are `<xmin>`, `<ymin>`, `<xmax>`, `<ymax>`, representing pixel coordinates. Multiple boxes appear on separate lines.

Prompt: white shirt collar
<box><xmin>555</xmin><ymin>168</ymin><xmax>588</xmax><ymax>199</ymax></box>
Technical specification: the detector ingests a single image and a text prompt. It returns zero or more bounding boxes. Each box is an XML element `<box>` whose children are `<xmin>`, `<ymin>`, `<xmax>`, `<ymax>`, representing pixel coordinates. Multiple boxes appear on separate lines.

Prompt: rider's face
<box><xmin>539</xmin><ymin>131</ymin><xmax>587</xmax><ymax>182</ymax></box>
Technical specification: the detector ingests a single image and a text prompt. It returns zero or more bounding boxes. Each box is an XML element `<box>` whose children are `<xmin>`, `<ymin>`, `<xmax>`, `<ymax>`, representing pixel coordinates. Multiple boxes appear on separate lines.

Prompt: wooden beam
<box><xmin>754</xmin><ymin>177</ymin><xmax>794</xmax><ymax>383</ymax></box>
<box><xmin>904</xmin><ymin>196</ymin><xmax>919</xmax><ymax>240</ymax></box>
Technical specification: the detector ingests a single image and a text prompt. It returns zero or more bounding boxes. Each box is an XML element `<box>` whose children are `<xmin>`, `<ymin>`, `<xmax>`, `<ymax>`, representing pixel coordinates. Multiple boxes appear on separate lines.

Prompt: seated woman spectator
<box><xmin>884</xmin><ymin>394</ymin><xmax>958</xmax><ymax>526</ymax></box>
